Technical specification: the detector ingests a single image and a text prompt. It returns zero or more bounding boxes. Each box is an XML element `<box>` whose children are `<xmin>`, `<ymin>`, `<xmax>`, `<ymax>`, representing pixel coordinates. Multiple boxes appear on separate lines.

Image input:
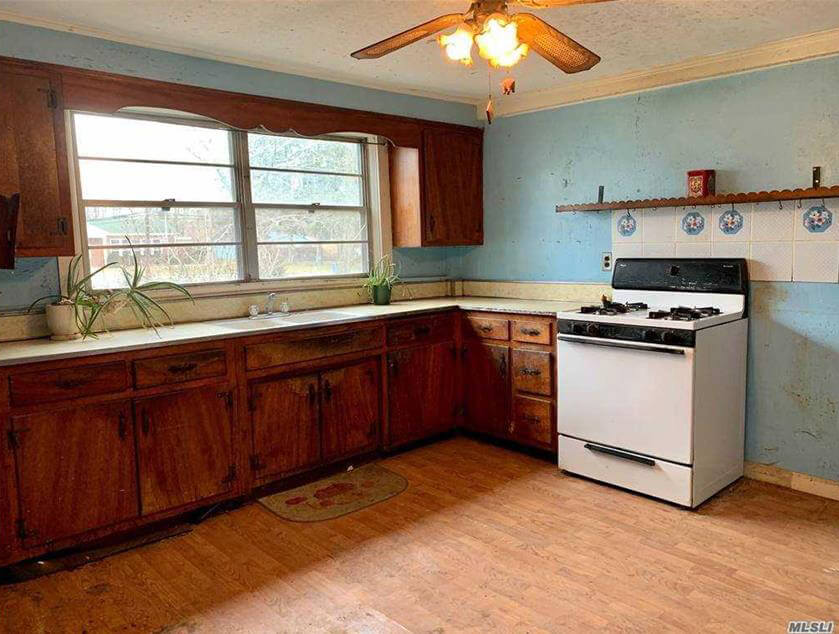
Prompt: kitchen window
<box><xmin>71</xmin><ymin>111</ymin><xmax>372</xmax><ymax>290</ymax></box>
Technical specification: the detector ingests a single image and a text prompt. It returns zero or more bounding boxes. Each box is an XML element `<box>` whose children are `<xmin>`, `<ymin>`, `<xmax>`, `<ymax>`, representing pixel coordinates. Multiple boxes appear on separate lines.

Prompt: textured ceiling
<box><xmin>2</xmin><ymin>0</ymin><xmax>839</xmax><ymax>103</ymax></box>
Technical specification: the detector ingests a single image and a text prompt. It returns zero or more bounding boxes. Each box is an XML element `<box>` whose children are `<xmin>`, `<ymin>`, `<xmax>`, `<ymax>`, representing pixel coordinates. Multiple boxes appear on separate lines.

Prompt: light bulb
<box><xmin>475</xmin><ymin>16</ymin><xmax>529</xmax><ymax>68</ymax></box>
<box><xmin>438</xmin><ymin>27</ymin><xmax>474</xmax><ymax>66</ymax></box>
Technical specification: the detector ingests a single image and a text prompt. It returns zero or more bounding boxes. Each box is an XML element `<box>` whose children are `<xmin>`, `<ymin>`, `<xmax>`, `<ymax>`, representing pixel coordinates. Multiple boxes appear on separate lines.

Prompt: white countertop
<box><xmin>0</xmin><ymin>297</ymin><xmax>580</xmax><ymax>367</ymax></box>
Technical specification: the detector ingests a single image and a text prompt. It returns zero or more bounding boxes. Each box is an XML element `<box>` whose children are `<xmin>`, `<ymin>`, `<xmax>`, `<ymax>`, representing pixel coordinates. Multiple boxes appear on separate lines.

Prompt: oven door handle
<box><xmin>584</xmin><ymin>443</ymin><xmax>656</xmax><ymax>466</ymax></box>
<box><xmin>558</xmin><ymin>335</ymin><xmax>686</xmax><ymax>356</ymax></box>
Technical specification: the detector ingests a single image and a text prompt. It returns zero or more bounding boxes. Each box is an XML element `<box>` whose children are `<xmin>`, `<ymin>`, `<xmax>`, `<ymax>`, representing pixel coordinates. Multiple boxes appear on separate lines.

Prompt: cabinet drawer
<box><xmin>511</xmin><ymin>319</ymin><xmax>552</xmax><ymax>345</ymax></box>
<box><xmin>133</xmin><ymin>349</ymin><xmax>227</xmax><ymax>389</ymax></box>
<box><xmin>512</xmin><ymin>395</ymin><xmax>553</xmax><ymax>449</ymax></box>
<box><xmin>10</xmin><ymin>362</ymin><xmax>128</xmax><ymax>406</ymax></box>
<box><xmin>511</xmin><ymin>348</ymin><xmax>552</xmax><ymax>396</ymax></box>
<box><xmin>246</xmin><ymin>326</ymin><xmax>384</xmax><ymax>370</ymax></box>
<box><xmin>387</xmin><ymin>313</ymin><xmax>454</xmax><ymax>347</ymax></box>
<box><xmin>464</xmin><ymin>315</ymin><xmax>509</xmax><ymax>340</ymax></box>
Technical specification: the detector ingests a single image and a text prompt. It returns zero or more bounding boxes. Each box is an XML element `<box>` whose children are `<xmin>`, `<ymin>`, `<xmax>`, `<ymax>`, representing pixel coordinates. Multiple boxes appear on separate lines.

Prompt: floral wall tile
<box><xmin>643</xmin><ymin>242</ymin><xmax>676</xmax><ymax>258</ymax></box>
<box><xmin>712</xmin><ymin>242</ymin><xmax>749</xmax><ymax>258</ymax></box>
<box><xmin>751</xmin><ymin>202</ymin><xmax>794</xmax><ymax>241</ymax></box>
<box><xmin>675</xmin><ymin>208</ymin><xmax>709</xmax><ymax>242</ymax></box>
<box><xmin>675</xmin><ymin>242</ymin><xmax>711</xmax><ymax>257</ymax></box>
<box><xmin>712</xmin><ymin>204</ymin><xmax>750</xmax><ymax>241</ymax></box>
<box><xmin>792</xmin><ymin>242</ymin><xmax>839</xmax><ymax>282</ymax></box>
<box><xmin>750</xmin><ymin>242</ymin><xmax>793</xmax><ymax>281</ymax></box>
<box><xmin>643</xmin><ymin>207</ymin><xmax>676</xmax><ymax>243</ymax></box>
<box><xmin>794</xmin><ymin>199</ymin><xmax>837</xmax><ymax>241</ymax></box>
<box><xmin>612</xmin><ymin>210</ymin><xmax>642</xmax><ymax>243</ymax></box>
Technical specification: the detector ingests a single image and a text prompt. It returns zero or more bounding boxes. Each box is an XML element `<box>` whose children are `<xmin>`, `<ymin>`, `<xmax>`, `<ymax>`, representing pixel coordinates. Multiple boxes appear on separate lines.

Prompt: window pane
<box><xmin>248</xmin><ymin>134</ymin><xmax>361</xmax><ymax>174</ymax></box>
<box><xmin>74</xmin><ymin>113</ymin><xmax>232</xmax><ymax>164</ymax></box>
<box><xmin>255</xmin><ymin>208</ymin><xmax>366</xmax><ymax>242</ymax></box>
<box><xmin>86</xmin><ymin>207</ymin><xmax>240</xmax><ymax>245</ymax></box>
<box><xmin>258</xmin><ymin>243</ymin><xmax>367</xmax><ymax>279</ymax></box>
<box><xmin>88</xmin><ymin>245</ymin><xmax>242</xmax><ymax>289</ymax></box>
<box><xmin>79</xmin><ymin>160</ymin><xmax>235</xmax><ymax>202</ymax></box>
<box><xmin>250</xmin><ymin>171</ymin><xmax>362</xmax><ymax>206</ymax></box>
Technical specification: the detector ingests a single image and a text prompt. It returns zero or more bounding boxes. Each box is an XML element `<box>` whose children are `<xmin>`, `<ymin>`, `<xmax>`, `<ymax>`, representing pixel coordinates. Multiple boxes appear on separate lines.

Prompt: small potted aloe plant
<box><xmin>30</xmin><ymin>238</ymin><xmax>193</xmax><ymax>339</ymax></box>
<box><xmin>363</xmin><ymin>254</ymin><xmax>401</xmax><ymax>305</ymax></box>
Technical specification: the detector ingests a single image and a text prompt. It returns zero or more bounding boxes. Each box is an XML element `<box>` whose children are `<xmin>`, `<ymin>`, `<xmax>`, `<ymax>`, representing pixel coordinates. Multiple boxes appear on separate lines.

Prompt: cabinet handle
<box><xmin>308</xmin><ymin>383</ymin><xmax>316</xmax><ymax>404</ymax></box>
<box><xmin>414</xmin><ymin>325</ymin><xmax>431</xmax><ymax>337</ymax></box>
<box><xmin>522</xmin><ymin>414</ymin><xmax>541</xmax><ymax>424</ymax></box>
<box><xmin>141</xmin><ymin>410</ymin><xmax>151</xmax><ymax>436</ymax></box>
<box><xmin>323</xmin><ymin>379</ymin><xmax>332</xmax><ymax>402</ymax></box>
<box><xmin>499</xmin><ymin>355</ymin><xmax>507</xmax><ymax>377</ymax></box>
<box><xmin>428</xmin><ymin>215</ymin><xmax>436</xmax><ymax>235</ymax></box>
<box><xmin>520</xmin><ymin>327</ymin><xmax>541</xmax><ymax>336</ymax></box>
<box><xmin>479</xmin><ymin>324</ymin><xmax>493</xmax><ymax>333</ymax></box>
<box><xmin>54</xmin><ymin>378</ymin><xmax>86</xmax><ymax>390</ymax></box>
<box><xmin>388</xmin><ymin>358</ymin><xmax>399</xmax><ymax>375</ymax></box>
<box><xmin>118</xmin><ymin>410</ymin><xmax>128</xmax><ymax>440</ymax></box>
<box><xmin>520</xmin><ymin>367</ymin><xmax>542</xmax><ymax>376</ymax></box>
<box><xmin>168</xmin><ymin>362</ymin><xmax>198</xmax><ymax>375</ymax></box>
<box><xmin>57</xmin><ymin>217</ymin><xmax>68</xmax><ymax>236</ymax></box>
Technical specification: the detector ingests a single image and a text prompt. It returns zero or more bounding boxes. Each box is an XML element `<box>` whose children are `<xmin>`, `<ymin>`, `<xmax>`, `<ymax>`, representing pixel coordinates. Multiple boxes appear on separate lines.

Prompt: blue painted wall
<box><xmin>468</xmin><ymin>56</ymin><xmax>839</xmax><ymax>482</ymax></box>
<box><xmin>0</xmin><ymin>20</ymin><xmax>471</xmax><ymax>310</ymax></box>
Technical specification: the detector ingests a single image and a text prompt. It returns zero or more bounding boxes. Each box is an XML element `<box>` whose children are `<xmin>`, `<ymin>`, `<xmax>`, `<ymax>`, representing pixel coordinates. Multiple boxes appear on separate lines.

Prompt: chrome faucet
<box><xmin>265</xmin><ymin>292</ymin><xmax>278</xmax><ymax>316</ymax></box>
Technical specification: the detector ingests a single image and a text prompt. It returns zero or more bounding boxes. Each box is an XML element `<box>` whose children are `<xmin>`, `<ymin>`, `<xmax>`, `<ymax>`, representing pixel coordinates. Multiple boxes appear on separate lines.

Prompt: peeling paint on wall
<box><xmin>0</xmin><ymin>258</ymin><xmax>60</xmax><ymax>312</ymax></box>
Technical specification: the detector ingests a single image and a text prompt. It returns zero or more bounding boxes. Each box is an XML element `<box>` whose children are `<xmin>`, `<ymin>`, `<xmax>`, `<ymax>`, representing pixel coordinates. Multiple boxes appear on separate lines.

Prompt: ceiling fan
<box><xmin>351</xmin><ymin>0</ymin><xmax>612</xmax><ymax>75</ymax></box>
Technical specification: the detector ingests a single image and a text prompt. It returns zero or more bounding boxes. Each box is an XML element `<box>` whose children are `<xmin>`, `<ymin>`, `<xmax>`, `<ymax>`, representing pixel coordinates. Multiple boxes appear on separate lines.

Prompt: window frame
<box><xmin>69</xmin><ymin>109</ymin><xmax>378</xmax><ymax>291</ymax></box>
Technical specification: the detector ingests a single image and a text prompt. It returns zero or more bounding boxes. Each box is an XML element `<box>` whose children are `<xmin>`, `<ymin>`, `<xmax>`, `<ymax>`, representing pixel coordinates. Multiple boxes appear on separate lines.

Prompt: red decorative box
<box><xmin>687</xmin><ymin>170</ymin><xmax>715</xmax><ymax>198</ymax></box>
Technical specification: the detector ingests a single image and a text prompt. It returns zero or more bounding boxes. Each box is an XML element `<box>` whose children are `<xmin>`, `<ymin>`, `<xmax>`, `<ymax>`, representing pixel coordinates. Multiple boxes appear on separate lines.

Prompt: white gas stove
<box><xmin>556</xmin><ymin>258</ymin><xmax>749</xmax><ymax>507</ymax></box>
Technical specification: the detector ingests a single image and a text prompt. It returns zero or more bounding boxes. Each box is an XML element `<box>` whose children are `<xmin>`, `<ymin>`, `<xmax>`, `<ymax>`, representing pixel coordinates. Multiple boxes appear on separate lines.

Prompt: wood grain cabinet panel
<box><xmin>464</xmin><ymin>315</ymin><xmax>509</xmax><ymax>341</ymax></box>
<box><xmin>511</xmin><ymin>320</ymin><xmax>552</xmax><ymax>345</ymax></box>
<box><xmin>387</xmin><ymin>313</ymin><xmax>454</xmax><ymax>348</ymax></box>
<box><xmin>246</xmin><ymin>326</ymin><xmax>384</xmax><ymax>370</ymax></box>
<box><xmin>321</xmin><ymin>359</ymin><xmax>380</xmax><ymax>461</ymax></box>
<box><xmin>388</xmin><ymin>342</ymin><xmax>458</xmax><ymax>446</ymax></box>
<box><xmin>134</xmin><ymin>386</ymin><xmax>235</xmax><ymax>515</ymax></box>
<box><xmin>9</xmin><ymin>401</ymin><xmax>138</xmax><ymax>547</ymax></box>
<box><xmin>511</xmin><ymin>395</ymin><xmax>553</xmax><ymax>449</ymax></box>
<box><xmin>250</xmin><ymin>374</ymin><xmax>321</xmax><ymax>480</ymax></box>
<box><xmin>133</xmin><ymin>349</ymin><xmax>226</xmax><ymax>389</ymax></box>
<box><xmin>0</xmin><ymin>67</ymin><xmax>74</xmax><ymax>256</ymax></box>
<box><xmin>511</xmin><ymin>348</ymin><xmax>552</xmax><ymax>397</ymax></box>
<box><xmin>10</xmin><ymin>362</ymin><xmax>128</xmax><ymax>406</ymax></box>
<box><xmin>462</xmin><ymin>341</ymin><xmax>509</xmax><ymax>436</ymax></box>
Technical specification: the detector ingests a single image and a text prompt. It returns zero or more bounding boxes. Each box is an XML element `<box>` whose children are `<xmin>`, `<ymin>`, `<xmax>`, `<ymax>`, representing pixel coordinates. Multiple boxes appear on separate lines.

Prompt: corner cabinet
<box><xmin>0</xmin><ymin>62</ymin><xmax>75</xmax><ymax>257</ymax></box>
<box><xmin>390</xmin><ymin>125</ymin><xmax>483</xmax><ymax>247</ymax></box>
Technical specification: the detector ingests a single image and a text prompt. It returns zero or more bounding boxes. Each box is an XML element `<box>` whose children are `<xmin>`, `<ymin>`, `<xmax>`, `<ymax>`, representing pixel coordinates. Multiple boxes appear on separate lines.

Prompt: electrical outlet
<box><xmin>601</xmin><ymin>252</ymin><xmax>612</xmax><ymax>272</ymax></box>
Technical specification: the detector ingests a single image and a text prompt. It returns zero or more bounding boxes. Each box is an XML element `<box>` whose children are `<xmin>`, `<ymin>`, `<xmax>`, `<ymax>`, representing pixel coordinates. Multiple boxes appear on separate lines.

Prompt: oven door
<box><xmin>557</xmin><ymin>334</ymin><xmax>695</xmax><ymax>464</ymax></box>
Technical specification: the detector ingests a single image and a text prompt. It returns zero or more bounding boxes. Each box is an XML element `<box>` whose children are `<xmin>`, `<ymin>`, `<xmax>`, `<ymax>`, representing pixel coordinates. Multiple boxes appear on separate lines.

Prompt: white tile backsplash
<box><xmin>643</xmin><ymin>208</ymin><xmax>676</xmax><ymax>243</ymax></box>
<box><xmin>751</xmin><ymin>202</ymin><xmax>794</xmax><ymax>241</ymax></box>
<box><xmin>675</xmin><ymin>207</ymin><xmax>710</xmax><ymax>242</ymax></box>
<box><xmin>750</xmin><ymin>242</ymin><xmax>793</xmax><ymax>281</ymax></box>
<box><xmin>675</xmin><ymin>242</ymin><xmax>711</xmax><ymax>257</ymax></box>
<box><xmin>792</xmin><ymin>242</ymin><xmax>839</xmax><ymax>282</ymax></box>
<box><xmin>643</xmin><ymin>242</ymin><xmax>676</xmax><ymax>258</ymax></box>
<box><xmin>711</xmin><ymin>242</ymin><xmax>749</xmax><ymax>258</ymax></box>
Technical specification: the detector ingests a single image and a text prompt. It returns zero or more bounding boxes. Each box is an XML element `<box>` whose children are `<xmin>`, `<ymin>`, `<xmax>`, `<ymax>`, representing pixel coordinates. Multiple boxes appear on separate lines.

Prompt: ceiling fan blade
<box><xmin>351</xmin><ymin>13</ymin><xmax>465</xmax><ymax>59</ymax></box>
<box><xmin>512</xmin><ymin>0</ymin><xmax>614</xmax><ymax>7</ymax></box>
<box><xmin>513</xmin><ymin>13</ymin><xmax>601</xmax><ymax>73</ymax></box>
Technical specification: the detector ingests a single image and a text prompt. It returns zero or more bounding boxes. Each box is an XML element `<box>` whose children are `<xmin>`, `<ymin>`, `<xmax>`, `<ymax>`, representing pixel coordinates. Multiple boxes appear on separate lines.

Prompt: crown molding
<box><xmin>485</xmin><ymin>26</ymin><xmax>839</xmax><ymax>119</ymax></box>
<box><xmin>0</xmin><ymin>12</ymin><xmax>478</xmax><ymax>106</ymax></box>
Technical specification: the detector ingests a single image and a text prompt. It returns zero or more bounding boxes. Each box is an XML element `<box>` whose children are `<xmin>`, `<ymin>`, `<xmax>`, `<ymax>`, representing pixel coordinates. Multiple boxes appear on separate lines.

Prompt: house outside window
<box><xmin>71</xmin><ymin>111</ymin><xmax>374</xmax><ymax>290</ymax></box>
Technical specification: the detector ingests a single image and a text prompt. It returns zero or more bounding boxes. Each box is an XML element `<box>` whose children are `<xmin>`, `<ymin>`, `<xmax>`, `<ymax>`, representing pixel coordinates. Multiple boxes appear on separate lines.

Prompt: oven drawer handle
<box><xmin>584</xmin><ymin>443</ymin><xmax>656</xmax><ymax>466</ymax></box>
<box><xmin>558</xmin><ymin>336</ymin><xmax>686</xmax><ymax>355</ymax></box>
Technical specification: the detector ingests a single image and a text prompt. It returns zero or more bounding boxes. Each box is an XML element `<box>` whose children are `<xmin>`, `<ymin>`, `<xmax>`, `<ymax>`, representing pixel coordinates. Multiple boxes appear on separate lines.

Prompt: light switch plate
<box><xmin>601</xmin><ymin>251</ymin><xmax>612</xmax><ymax>271</ymax></box>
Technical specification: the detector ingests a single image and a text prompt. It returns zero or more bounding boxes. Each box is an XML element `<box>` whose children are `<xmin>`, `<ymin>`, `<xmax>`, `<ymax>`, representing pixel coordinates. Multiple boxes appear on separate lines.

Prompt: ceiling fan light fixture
<box><xmin>438</xmin><ymin>26</ymin><xmax>475</xmax><ymax>66</ymax></box>
<box><xmin>475</xmin><ymin>15</ymin><xmax>529</xmax><ymax>68</ymax></box>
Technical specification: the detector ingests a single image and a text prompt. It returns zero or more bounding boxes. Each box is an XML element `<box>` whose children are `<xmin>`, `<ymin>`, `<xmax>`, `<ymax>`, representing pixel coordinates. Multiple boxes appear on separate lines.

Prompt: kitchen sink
<box><xmin>215</xmin><ymin>310</ymin><xmax>357</xmax><ymax>330</ymax></box>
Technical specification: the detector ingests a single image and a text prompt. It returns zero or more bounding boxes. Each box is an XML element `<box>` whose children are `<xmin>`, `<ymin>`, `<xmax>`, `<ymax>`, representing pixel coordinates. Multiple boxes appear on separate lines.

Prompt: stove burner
<box><xmin>579</xmin><ymin>296</ymin><xmax>648</xmax><ymax>316</ymax></box>
<box><xmin>648</xmin><ymin>306</ymin><xmax>722</xmax><ymax>321</ymax></box>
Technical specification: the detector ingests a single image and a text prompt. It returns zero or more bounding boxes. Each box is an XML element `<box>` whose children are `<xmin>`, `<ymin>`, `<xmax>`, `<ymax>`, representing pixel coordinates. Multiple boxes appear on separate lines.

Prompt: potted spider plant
<box><xmin>363</xmin><ymin>254</ymin><xmax>401</xmax><ymax>305</ymax></box>
<box><xmin>30</xmin><ymin>238</ymin><xmax>193</xmax><ymax>339</ymax></box>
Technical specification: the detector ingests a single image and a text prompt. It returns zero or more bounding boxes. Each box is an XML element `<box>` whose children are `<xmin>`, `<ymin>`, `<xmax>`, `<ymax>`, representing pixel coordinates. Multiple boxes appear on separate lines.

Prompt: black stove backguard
<box><xmin>611</xmin><ymin>258</ymin><xmax>749</xmax><ymax>316</ymax></box>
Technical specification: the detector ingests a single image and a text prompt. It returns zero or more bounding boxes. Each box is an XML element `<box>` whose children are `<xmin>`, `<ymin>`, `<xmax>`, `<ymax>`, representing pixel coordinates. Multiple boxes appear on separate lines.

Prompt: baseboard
<box><xmin>744</xmin><ymin>461</ymin><xmax>839</xmax><ymax>502</ymax></box>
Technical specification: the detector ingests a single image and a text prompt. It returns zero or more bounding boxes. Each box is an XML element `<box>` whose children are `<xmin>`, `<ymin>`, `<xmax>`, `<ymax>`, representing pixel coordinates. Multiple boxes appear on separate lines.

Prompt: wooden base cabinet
<box><xmin>462</xmin><ymin>341</ymin><xmax>509</xmax><ymax>436</ymax></box>
<box><xmin>135</xmin><ymin>386</ymin><xmax>236</xmax><ymax>515</ymax></box>
<box><xmin>9</xmin><ymin>401</ymin><xmax>138</xmax><ymax>547</ymax></box>
<box><xmin>321</xmin><ymin>359</ymin><xmax>380</xmax><ymax>461</ymax></box>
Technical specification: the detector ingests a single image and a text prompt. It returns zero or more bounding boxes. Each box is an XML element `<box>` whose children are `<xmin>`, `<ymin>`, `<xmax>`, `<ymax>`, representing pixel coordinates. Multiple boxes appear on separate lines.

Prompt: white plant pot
<box><xmin>46</xmin><ymin>303</ymin><xmax>81</xmax><ymax>341</ymax></box>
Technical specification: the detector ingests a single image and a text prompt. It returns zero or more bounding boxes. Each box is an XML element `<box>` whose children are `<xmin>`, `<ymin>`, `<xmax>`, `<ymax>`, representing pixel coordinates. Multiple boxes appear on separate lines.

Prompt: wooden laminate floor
<box><xmin>2</xmin><ymin>437</ymin><xmax>838</xmax><ymax>633</ymax></box>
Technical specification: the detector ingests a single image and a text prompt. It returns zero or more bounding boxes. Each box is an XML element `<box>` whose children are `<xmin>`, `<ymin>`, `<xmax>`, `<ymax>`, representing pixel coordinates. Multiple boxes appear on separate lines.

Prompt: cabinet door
<box><xmin>321</xmin><ymin>359</ymin><xmax>380</xmax><ymax>461</ymax></box>
<box><xmin>422</xmin><ymin>128</ymin><xmax>483</xmax><ymax>246</ymax></box>
<box><xmin>135</xmin><ymin>386</ymin><xmax>235</xmax><ymax>515</ymax></box>
<box><xmin>388</xmin><ymin>342</ymin><xmax>458</xmax><ymax>446</ymax></box>
<box><xmin>10</xmin><ymin>401</ymin><xmax>138</xmax><ymax>547</ymax></box>
<box><xmin>250</xmin><ymin>373</ymin><xmax>320</xmax><ymax>480</ymax></box>
<box><xmin>463</xmin><ymin>341</ymin><xmax>509</xmax><ymax>435</ymax></box>
<box><xmin>0</xmin><ymin>68</ymin><xmax>74</xmax><ymax>256</ymax></box>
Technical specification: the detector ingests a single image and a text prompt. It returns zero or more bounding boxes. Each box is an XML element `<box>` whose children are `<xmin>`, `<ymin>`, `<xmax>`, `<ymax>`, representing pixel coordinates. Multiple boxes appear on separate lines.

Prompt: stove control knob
<box><xmin>572</xmin><ymin>323</ymin><xmax>586</xmax><ymax>335</ymax></box>
<box><xmin>642</xmin><ymin>329</ymin><xmax>660</xmax><ymax>343</ymax></box>
<box><xmin>662</xmin><ymin>331</ymin><xmax>679</xmax><ymax>346</ymax></box>
<box><xmin>585</xmin><ymin>323</ymin><xmax>601</xmax><ymax>337</ymax></box>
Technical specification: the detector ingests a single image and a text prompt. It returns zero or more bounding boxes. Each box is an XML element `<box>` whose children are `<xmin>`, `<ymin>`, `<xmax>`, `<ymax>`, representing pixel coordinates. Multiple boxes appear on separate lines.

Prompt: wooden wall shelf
<box><xmin>555</xmin><ymin>185</ymin><xmax>839</xmax><ymax>213</ymax></box>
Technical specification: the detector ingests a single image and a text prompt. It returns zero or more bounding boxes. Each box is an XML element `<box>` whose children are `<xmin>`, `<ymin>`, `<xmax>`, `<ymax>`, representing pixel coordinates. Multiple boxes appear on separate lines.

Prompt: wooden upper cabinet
<box><xmin>0</xmin><ymin>66</ymin><xmax>74</xmax><ymax>257</ymax></box>
<box><xmin>9</xmin><ymin>401</ymin><xmax>138</xmax><ymax>547</ymax></box>
<box><xmin>390</xmin><ymin>125</ymin><xmax>483</xmax><ymax>247</ymax></box>
<box><xmin>320</xmin><ymin>359</ymin><xmax>380</xmax><ymax>461</ymax></box>
<box><xmin>134</xmin><ymin>386</ymin><xmax>235</xmax><ymax>516</ymax></box>
<box><xmin>250</xmin><ymin>373</ymin><xmax>321</xmax><ymax>480</ymax></box>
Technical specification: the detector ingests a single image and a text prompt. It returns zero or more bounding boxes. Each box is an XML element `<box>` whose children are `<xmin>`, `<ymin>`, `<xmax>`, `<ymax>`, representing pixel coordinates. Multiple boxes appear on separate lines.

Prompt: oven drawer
<box><xmin>559</xmin><ymin>435</ymin><xmax>693</xmax><ymax>506</ymax></box>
